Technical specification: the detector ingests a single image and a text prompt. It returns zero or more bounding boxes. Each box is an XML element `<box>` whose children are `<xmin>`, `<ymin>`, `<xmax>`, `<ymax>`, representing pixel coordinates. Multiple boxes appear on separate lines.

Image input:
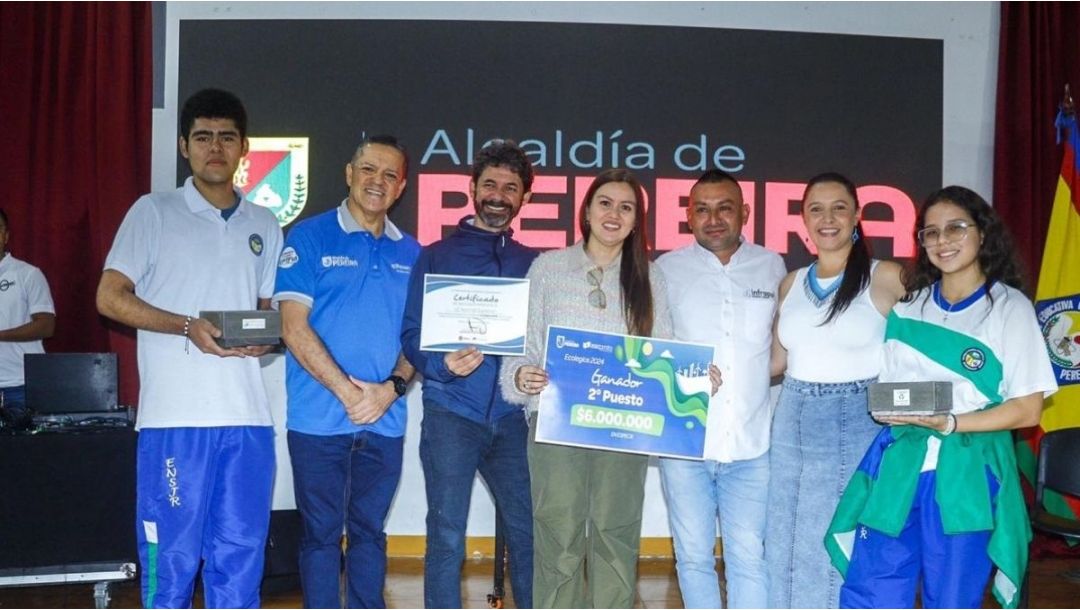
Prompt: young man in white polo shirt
<box><xmin>97</xmin><ymin>89</ymin><xmax>283</xmax><ymax>609</ymax></box>
<box><xmin>0</xmin><ymin>208</ymin><xmax>55</xmax><ymax>415</ymax></box>
<box><xmin>656</xmin><ymin>170</ymin><xmax>786</xmax><ymax>609</ymax></box>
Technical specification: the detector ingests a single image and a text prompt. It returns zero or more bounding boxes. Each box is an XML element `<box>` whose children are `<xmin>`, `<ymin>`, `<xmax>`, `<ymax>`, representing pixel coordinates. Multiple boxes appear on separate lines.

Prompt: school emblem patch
<box><xmin>1037</xmin><ymin>294</ymin><xmax>1080</xmax><ymax>386</ymax></box>
<box><xmin>234</xmin><ymin>137</ymin><xmax>309</xmax><ymax>227</ymax></box>
<box><xmin>249</xmin><ymin>234</ymin><xmax>264</xmax><ymax>256</ymax></box>
<box><xmin>961</xmin><ymin>348</ymin><xmax>985</xmax><ymax>372</ymax></box>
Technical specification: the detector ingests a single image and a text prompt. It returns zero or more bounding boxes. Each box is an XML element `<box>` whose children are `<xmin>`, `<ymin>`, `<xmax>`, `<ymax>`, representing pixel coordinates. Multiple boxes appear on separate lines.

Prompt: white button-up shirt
<box><xmin>657</xmin><ymin>240</ymin><xmax>785</xmax><ymax>462</ymax></box>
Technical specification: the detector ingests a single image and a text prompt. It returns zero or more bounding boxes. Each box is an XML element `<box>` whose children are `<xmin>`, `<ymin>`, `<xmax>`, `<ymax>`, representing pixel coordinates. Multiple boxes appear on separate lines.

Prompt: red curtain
<box><xmin>993</xmin><ymin>3</ymin><xmax>1080</xmax><ymax>287</ymax></box>
<box><xmin>0</xmin><ymin>2</ymin><xmax>152</xmax><ymax>406</ymax></box>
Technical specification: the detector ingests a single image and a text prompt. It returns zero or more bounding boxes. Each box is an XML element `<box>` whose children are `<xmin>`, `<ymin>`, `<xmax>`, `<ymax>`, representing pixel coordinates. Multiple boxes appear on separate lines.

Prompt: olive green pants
<box><xmin>528</xmin><ymin>418</ymin><xmax>648</xmax><ymax>608</ymax></box>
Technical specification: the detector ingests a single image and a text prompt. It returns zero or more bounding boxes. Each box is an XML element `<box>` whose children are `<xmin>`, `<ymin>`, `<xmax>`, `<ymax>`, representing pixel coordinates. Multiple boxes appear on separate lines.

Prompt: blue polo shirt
<box><xmin>273</xmin><ymin>202</ymin><xmax>420</xmax><ymax>437</ymax></box>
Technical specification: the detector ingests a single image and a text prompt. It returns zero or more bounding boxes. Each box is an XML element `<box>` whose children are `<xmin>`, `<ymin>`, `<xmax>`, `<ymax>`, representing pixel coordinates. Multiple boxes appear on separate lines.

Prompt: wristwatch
<box><xmin>386</xmin><ymin>375</ymin><xmax>408</xmax><ymax>397</ymax></box>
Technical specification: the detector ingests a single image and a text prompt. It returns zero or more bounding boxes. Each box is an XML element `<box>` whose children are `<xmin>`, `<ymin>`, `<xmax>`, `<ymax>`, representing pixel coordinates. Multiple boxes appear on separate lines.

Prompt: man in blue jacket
<box><xmin>401</xmin><ymin>140</ymin><xmax>537</xmax><ymax>609</ymax></box>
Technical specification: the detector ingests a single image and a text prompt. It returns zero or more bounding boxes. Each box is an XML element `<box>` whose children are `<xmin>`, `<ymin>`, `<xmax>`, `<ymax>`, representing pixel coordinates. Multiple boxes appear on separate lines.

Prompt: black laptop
<box><xmin>24</xmin><ymin>353</ymin><xmax>120</xmax><ymax>415</ymax></box>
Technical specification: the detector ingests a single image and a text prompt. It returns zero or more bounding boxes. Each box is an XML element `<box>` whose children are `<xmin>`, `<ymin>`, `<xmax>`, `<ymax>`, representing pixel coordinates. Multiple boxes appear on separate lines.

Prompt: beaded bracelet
<box><xmin>183</xmin><ymin>316</ymin><xmax>193</xmax><ymax>354</ymax></box>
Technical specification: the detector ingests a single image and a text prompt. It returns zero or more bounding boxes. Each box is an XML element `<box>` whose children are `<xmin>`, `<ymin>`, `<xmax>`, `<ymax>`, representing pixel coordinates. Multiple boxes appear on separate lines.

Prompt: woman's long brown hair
<box><xmin>578</xmin><ymin>169</ymin><xmax>655</xmax><ymax>336</ymax></box>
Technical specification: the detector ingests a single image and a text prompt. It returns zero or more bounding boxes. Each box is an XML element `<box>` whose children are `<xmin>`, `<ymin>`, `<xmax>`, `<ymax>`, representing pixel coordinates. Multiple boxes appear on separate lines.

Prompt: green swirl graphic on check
<box><xmin>616</xmin><ymin>336</ymin><xmax>709</xmax><ymax>427</ymax></box>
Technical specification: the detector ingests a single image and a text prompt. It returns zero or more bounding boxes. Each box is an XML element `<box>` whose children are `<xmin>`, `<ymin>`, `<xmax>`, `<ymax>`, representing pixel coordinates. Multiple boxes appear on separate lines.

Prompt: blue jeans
<box><xmin>765</xmin><ymin>377</ymin><xmax>880</xmax><ymax>609</ymax></box>
<box><xmin>419</xmin><ymin>403</ymin><xmax>533</xmax><ymax>609</ymax></box>
<box><xmin>660</xmin><ymin>452</ymin><xmax>770</xmax><ymax>609</ymax></box>
<box><xmin>288</xmin><ymin>430</ymin><xmax>403</xmax><ymax>609</ymax></box>
<box><xmin>0</xmin><ymin>385</ymin><xmax>26</xmax><ymax>411</ymax></box>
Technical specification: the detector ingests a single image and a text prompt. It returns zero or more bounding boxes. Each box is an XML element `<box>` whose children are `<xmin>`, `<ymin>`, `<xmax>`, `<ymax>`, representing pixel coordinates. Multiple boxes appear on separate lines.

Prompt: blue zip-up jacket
<box><xmin>401</xmin><ymin>216</ymin><xmax>539</xmax><ymax>424</ymax></box>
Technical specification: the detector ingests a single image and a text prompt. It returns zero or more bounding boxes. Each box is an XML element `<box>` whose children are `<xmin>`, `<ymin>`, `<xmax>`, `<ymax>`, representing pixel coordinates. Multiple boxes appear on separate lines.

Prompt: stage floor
<box><xmin>0</xmin><ymin>556</ymin><xmax>1077</xmax><ymax>608</ymax></box>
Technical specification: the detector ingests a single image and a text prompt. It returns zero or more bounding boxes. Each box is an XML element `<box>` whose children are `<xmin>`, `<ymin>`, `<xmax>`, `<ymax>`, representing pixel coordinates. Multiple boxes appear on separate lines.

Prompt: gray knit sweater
<box><xmin>499</xmin><ymin>241</ymin><xmax>673</xmax><ymax>413</ymax></box>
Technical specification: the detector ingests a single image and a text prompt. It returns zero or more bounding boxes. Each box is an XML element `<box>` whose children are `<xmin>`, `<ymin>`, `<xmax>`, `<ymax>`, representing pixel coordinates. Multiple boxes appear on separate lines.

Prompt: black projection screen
<box><xmin>178</xmin><ymin>20</ymin><xmax>942</xmax><ymax>266</ymax></box>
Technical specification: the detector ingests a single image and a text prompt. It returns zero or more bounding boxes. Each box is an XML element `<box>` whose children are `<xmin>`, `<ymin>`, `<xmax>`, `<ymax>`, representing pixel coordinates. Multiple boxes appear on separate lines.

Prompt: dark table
<box><xmin>0</xmin><ymin>427</ymin><xmax>137</xmax><ymax>607</ymax></box>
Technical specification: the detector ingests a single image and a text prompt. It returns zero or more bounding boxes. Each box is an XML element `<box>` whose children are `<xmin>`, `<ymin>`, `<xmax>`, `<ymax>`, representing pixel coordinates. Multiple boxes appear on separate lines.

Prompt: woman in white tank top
<box><xmin>764</xmin><ymin>173</ymin><xmax>905</xmax><ymax>608</ymax></box>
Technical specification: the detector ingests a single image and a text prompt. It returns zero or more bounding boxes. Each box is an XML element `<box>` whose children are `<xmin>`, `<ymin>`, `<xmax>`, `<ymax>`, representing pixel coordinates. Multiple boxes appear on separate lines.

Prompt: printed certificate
<box><xmin>419</xmin><ymin>274</ymin><xmax>530</xmax><ymax>356</ymax></box>
<box><xmin>535</xmin><ymin>325</ymin><xmax>714</xmax><ymax>459</ymax></box>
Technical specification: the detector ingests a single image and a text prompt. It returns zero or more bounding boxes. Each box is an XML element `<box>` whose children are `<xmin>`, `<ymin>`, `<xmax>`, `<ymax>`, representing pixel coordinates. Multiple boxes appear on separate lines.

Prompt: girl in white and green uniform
<box><xmin>825</xmin><ymin>186</ymin><xmax>1058</xmax><ymax>609</ymax></box>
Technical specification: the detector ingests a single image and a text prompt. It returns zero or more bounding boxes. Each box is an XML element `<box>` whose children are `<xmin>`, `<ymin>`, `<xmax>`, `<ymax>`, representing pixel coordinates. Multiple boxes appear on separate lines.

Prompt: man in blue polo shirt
<box><xmin>273</xmin><ymin>135</ymin><xmax>419</xmax><ymax>608</ymax></box>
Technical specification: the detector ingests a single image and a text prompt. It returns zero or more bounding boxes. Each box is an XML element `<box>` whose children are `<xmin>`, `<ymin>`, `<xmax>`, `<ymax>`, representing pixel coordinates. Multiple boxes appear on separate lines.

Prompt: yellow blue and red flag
<box><xmin>1019</xmin><ymin>107</ymin><xmax>1080</xmax><ymax>521</ymax></box>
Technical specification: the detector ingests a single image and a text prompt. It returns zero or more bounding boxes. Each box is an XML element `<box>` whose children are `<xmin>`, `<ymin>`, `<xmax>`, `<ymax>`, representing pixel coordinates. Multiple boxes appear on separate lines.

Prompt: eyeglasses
<box><xmin>917</xmin><ymin>221</ymin><xmax>973</xmax><ymax>247</ymax></box>
<box><xmin>586</xmin><ymin>266</ymin><xmax>607</xmax><ymax>309</ymax></box>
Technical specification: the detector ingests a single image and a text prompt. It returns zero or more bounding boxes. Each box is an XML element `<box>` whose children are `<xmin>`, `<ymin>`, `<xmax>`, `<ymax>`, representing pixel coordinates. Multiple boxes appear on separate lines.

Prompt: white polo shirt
<box><xmin>104</xmin><ymin>177</ymin><xmax>283</xmax><ymax>429</ymax></box>
<box><xmin>0</xmin><ymin>254</ymin><xmax>55</xmax><ymax>387</ymax></box>
<box><xmin>657</xmin><ymin>240</ymin><xmax>786</xmax><ymax>462</ymax></box>
<box><xmin>882</xmin><ymin>282</ymin><xmax>1058</xmax><ymax>414</ymax></box>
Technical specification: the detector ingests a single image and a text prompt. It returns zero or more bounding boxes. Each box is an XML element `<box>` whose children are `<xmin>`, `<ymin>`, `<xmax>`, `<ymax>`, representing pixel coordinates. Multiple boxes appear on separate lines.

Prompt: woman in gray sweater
<box><xmin>500</xmin><ymin>168</ymin><xmax>671</xmax><ymax>608</ymax></box>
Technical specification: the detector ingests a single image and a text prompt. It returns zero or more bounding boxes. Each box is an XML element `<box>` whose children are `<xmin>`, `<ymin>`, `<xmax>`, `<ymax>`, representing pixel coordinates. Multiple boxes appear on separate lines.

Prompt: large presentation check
<box><xmin>420</xmin><ymin>274</ymin><xmax>530</xmax><ymax>356</ymax></box>
<box><xmin>535</xmin><ymin>325</ymin><xmax>714</xmax><ymax>459</ymax></box>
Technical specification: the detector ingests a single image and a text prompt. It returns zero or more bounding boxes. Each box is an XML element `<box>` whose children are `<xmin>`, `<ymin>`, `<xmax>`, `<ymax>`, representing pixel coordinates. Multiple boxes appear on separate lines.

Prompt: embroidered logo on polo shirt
<box><xmin>0</xmin><ymin>279</ymin><xmax>13</xmax><ymax>291</ymax></box>
<box><xmin>278</xmin><ymin>247</ymin><xmax>299</xmax><ymax>269</ymax></box>
<box><xmin>322</xmin><ymin>256</ymin><xmax>359</xmax><ymax>268</ymax></box>
<box><xmin>744</xmin><ymin>288</ymin><xmax>776</xmax><ymax>299</ymax></box>
<box><xmin>961</xmin><ymin>348</ymin><xmax>985</xmax><ymax>372</ymax></box>
<box><xmin>249</xmin><ymin>234</ymin><xmax>264</xmax><ymax>256</ymax></box>
<box><xmin>390</xmin><ymin>263</ymin><xmax>412</xmax><ymax>275</ymax></box>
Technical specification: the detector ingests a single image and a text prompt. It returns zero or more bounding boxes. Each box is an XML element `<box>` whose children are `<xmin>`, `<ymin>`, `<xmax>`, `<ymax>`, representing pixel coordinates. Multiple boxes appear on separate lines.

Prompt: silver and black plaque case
<box><xmin>199</xmin><ymin>310</ymin><xmax>282</xmax><ymax>348</ymax></box>
<box><xmin>868</xmin><ymin>381</ymin><xmax>953</xmax><ymax>417</ymax></box>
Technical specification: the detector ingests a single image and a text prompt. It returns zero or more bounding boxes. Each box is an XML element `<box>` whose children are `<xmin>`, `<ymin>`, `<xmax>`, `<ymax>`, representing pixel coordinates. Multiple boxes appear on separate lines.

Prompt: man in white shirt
<box><xmin>656</xmin><ymin>170</ymin><xmax>786</xmax><ymax>609</ymax></box>
<box><xmin>0</xmin><ymin>208</ymin><xmax>55</xmax><ymax>414</ymax></box>
<box><xmin>97</xmin><ymin>89</ymin><xmax>283</xmax><ymax>609</ymax></box>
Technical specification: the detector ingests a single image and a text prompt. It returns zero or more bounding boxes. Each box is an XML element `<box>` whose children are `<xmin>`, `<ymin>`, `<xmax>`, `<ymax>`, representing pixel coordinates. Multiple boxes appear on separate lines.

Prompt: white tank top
<box><xmin>777</xmin><ymin>261</ymin><xmax>886</xmax><ymax>382</ymax></box>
